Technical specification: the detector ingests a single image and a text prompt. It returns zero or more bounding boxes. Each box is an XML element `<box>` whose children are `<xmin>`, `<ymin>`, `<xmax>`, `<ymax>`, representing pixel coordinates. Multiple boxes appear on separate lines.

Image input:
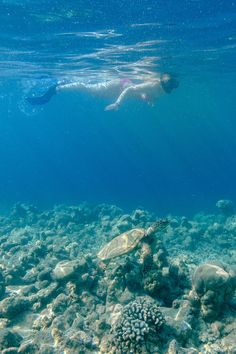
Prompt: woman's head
<box><xmin>160</xmin><ymin>72</ymin><xmax>179</xmax><ymax>93</ymax></box>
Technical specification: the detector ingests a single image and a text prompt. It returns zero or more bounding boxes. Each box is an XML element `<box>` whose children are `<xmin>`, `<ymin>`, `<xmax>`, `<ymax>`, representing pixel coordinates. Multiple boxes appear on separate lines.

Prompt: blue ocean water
<box><xmin>0</xmin><ymin>0</ymin><xmax>235</xmax><ymax>215</ymax></box>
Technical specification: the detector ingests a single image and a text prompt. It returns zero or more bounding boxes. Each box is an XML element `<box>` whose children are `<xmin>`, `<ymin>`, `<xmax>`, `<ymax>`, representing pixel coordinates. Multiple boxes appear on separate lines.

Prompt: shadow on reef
<box><xmin>0</xmin><ymin>201</ymin><xmax>235</xmax><ymax>353</ymax></box>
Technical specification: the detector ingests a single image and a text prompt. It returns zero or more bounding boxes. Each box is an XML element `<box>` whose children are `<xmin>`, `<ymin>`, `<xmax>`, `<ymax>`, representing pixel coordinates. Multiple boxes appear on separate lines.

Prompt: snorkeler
<box><xmin>26</xmin><ymin>73</ymin><xmax>179</xmax><ymax>110</ymax></box>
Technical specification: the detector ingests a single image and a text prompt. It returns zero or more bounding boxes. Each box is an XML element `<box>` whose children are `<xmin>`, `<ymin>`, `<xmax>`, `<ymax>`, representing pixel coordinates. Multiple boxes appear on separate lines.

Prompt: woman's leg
<box><xmin>26</xmin><ymin>79</ymin><xmax>122</xmax><ymax>106</ymax></box>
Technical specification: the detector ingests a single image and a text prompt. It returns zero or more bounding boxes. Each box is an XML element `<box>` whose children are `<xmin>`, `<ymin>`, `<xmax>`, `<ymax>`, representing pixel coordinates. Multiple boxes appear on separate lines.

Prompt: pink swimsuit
<box><xmin>120</xmin><ymin>78</ymin><xmax>132</xmax><ymax>88</ymax></box>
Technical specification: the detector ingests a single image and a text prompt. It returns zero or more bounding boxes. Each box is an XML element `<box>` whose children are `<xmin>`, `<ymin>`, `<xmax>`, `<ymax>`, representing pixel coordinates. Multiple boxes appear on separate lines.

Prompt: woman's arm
<box><xmin>105</xmin><ymin>81</ymin><xmax>159</xmax><ymax>111</ymax></box>
<box><xmin>105</xmin><ymin>85</ymin><xmax>136</xmax><ymax>111</ymax></box>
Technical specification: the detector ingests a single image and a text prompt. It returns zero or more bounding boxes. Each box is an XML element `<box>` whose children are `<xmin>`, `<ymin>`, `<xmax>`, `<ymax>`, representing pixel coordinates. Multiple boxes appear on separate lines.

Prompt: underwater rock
<box><xmin>0</xmin><ymin>296</ymin><xmax>30</xmax><ymax>319</ymax></box>
<box><xmin>0</xmin><ymin>328</ymin><xmax>22</xmax><ymax>350</ymax></box>
<box><xmin>31</xmin><ymin>282</ymin><xmax>59</xmax><ymax>308</ymax></box>
<box><xmin>225</xmin><ymin>215</ymin><xmax>236</xmax><ymax>236</ymax></box>
<box><xmin>94</xmin><ymin>317</ymin><xmax>111</xmax><ymax>338</ymax></box>
<box><xmin>1</xmin><ymin>348</ymin><xmax>19</xmax><ymax>354</ymax></box>
<box><xmin>153</xmin><ymin>240</ymin><xmax>169</xmax><ymax>268</ymax></box>
<box><xmin>0</xmin><ymin>271</ymin><xmax>5</xmax><ymax>300</ymax></box>
<box><xmin>131</xmin><ymin>209</ymin><xmax>152</xmax><ymax>224</ymax></box>
<box><xmin>18</xmin><ymin>242</ymin><xmax>47</xmax><ymax>272</ymax></box>
<box><xmin>142</xmin><ymin>241</ymin><xmax>169</xmax><ymax>298</ymax></box>
<box><xmin>52</xmin><ymin>261</ymin><xmax>77</xmax><ymax>280</ymax></box>
<box><xmin>49</xmin><ymin>304</ymin><xmax>99</xmax><ymax>353</ymax></box>
<box><xmin>221</xmin><ymin>327</ymin><xmax>236</xmax><ymax>353</ymax></box>
<box><xmin>122</xmin><ymin>259</ymin><xmax>143</xmax><ymax>292</ymax></box>
<box><xmin>166</xmin><ymin>300</ymin><xmax>195</xmax><ymax>344</ymax></box>
<box><xmin>41</xmin><ymin>345</ymin><xmax>57</xmax><ymax>354</ymax></box>
<box><xmin>51</xmin><ymin>293</ymin><xmax>69</xmax><ymax>315</ymax></box>
<box><xmin>112</xmin><ymin>297</ymin><xmax>164</xmax><ymax>353</ymax></box>
<box><xmin>180</xmin><ymin>217</ymin><xmax>192</xmax><ymax>229</ymax></box>
<box><xmin>143</xmin><ymin>269</ymin><xmax>162</xmax><ymax>296</ymax></box>
<box><xmin>18</xmin><ymin>341</ymin><xmax>39</xmax><ymax>353</ymax></box>
<box><xmin>52</xmin><ymin>259</ymin><xmax>88</xmax><ymax>281</ymax></box>
<box><xmin>37</xmin><ymin>267</ymin><xmax>53</xmax><ymax>282</ymax></box>
<box><xmin>216</xmin><ymin>199</ymin><xmax>234</xmax><ymax>216</ymax></box>
<box><xmin>118</xmin><ymin>287</ymin><xmax>135</xmax><ymax>305</ymax></box>
<box><xmin>106</xmin><ymin>259</ymin><xmax>142</xmax><ymax>304</ymax></box>
<box><xmin>10</xmin><ymin>203</ymin><xmax>38</xmax><ymax>222</ymax></box>
<box><xmin>33</xmin><ymin>306</ymin><xmax>55</xmax><ymax>331</ymax></box>
<box><xmin>139</xmin><ymin>242</ymin><xmax>153</xmax><ymax>271</ymax></box>
<box><xmin>116</xmin><ymin>215</ymin><xmax>133</xmax><ymax>233</ymax></box>
<box><xmin>190</xmin><ymin>262</ymin><xmax>236</xmax><ymax>320</ymax></box>
<box><xmin>143</xmin><ymin>255</ymin><xmax>190</xmax><ymax>306</ymax></box>
<box><xmin>166</xmin><ymin>339</ymin><xmax>198</xmax><ymax>354</ymax></box>
<box><xmin>0</xmin><ymin>202</ymin><xmax>235</xmax><ymax>353</ymax></box>
<box><xmin>93</xmin><ymin>277</ymin><xmax>107</xmax><ymax>301</ymax></box>
<box><xmin>64</xmin><ymin>329</ymin><xmax>98</xmax><ymax>352</ymax></box>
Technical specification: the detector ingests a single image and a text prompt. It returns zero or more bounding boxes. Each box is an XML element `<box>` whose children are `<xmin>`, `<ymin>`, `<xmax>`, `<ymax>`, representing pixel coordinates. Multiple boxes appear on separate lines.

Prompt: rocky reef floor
<box><xmin>0</xmin><ymin>201</ymin><xmax>235</xmax><ymax>354</ymax></box>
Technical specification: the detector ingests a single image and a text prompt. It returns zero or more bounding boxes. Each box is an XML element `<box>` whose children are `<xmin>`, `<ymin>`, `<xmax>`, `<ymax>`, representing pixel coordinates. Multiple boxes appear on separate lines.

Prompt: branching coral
<box><xmin>112</xmin><ymin>297</ymin><xmax>164</xmax><ymax>353</ymax></box>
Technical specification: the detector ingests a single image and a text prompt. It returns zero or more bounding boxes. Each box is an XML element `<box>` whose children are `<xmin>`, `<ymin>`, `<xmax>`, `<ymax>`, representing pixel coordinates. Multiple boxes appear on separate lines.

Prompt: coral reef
<box><xmin>0</xmin><ymin>329</ymin><xmax>22</xmax><ymax>351</ymax></box>
<box><xmin>216</xmin><ymin>199</ymin><xmax>234</xmax><ymax>216</ymax></box>
<box><xmin>112</xmin><ymin>297</ymin><xmax>165</xmax><ymax>353</ymax></box>
<box><xmin>190</xmin><ymin>262</ymin><xmax>236</xmax><ymax>320</ymax></box>
<box><xmin>0</xmin><ymin>202</ymin><xmax>234</xmax><ymax>353</ymax></box>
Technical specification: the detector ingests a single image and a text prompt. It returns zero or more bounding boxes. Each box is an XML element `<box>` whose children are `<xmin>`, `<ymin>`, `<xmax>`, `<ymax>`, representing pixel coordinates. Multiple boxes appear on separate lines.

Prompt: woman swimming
<box><xmin>26</xmin><ymin>73</ymin><xmax>179</xmax><ymax>110</ymax></box>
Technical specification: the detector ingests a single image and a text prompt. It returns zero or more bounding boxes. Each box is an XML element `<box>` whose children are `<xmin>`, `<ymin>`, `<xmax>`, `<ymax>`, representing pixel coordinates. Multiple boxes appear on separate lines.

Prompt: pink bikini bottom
<box><xmin>120</xmin><ymin>78</ymin><xmax>132</xmax><ymax>88</ymax></box>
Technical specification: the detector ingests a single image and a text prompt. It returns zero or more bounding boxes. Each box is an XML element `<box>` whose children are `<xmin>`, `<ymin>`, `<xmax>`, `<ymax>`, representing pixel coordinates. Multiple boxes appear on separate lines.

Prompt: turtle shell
<box><xmin>97</xmin><ymin>228</ymin><xmax>146</xmax><ymax>260</ymax></box>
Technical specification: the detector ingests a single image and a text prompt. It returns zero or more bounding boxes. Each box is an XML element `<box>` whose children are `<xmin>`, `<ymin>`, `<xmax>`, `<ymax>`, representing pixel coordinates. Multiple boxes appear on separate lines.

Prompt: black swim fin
<box><xmin>26</xmin><ymin>84</ymin><xmax>57</xmax><ymax>105</ymax></box>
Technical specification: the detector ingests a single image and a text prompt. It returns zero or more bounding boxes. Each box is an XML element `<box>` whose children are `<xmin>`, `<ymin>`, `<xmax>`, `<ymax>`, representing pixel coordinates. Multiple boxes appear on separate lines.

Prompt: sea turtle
<box><xmin>97</xmin><ymin>219</ymin><xmax>168</xmax><ymax>261</ymax></box>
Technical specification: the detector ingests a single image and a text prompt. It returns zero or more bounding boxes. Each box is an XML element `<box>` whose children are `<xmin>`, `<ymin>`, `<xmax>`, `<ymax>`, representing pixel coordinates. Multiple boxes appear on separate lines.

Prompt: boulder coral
<box><xmin>190</xmin><ymin>262</ymin><xmax>236</xmax><ymax>319</ymax></box>
<box><xmin>216</xmin><ymin>199</ymin><xmax>234</xmax><ymax>216</ymax></box>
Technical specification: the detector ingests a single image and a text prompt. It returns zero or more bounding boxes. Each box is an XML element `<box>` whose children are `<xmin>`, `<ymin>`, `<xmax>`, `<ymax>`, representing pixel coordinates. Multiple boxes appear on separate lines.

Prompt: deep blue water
<box><xmin>0</xmin><ymin>0</ymin><xmax>236</xmax><ymax>215</ymax></box>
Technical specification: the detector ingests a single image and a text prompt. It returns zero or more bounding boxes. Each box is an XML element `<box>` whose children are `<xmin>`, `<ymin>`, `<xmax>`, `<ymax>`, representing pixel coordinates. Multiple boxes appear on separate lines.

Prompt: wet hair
<box><xmin>160</xmin><ymin>72</ymin><xmax>179</xmax><ymax>93</ymax></box>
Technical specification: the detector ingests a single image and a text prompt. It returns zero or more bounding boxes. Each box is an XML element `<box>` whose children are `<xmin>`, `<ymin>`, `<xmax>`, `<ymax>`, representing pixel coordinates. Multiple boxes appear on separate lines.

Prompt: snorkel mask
<box><xmin>160</xmin><ymin>73</ymin><xmax>179</xmax><ymax>93</ymax></box>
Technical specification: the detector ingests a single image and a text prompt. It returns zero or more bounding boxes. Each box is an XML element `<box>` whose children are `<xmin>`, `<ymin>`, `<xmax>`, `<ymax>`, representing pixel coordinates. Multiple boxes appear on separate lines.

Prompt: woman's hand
<box><xmin>105</xmin><ymin>103</ymin><xmax>119</xmax><ymax>111</ymax></box>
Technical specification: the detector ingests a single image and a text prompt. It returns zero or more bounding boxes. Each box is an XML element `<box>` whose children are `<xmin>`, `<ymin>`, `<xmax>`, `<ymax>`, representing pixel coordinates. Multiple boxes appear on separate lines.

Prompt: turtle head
<box><xmin>146</xmin><ymin>219</ymin><xmax>169</xmax><ymax>236</ymax></box>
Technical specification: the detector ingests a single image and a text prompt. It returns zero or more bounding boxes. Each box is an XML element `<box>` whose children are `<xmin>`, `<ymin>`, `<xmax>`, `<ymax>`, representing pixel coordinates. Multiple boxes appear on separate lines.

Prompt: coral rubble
<box><xmin>0</xmin><ymin>202</ymin><xmax>234</xmax><ymax>353</ymax></box>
